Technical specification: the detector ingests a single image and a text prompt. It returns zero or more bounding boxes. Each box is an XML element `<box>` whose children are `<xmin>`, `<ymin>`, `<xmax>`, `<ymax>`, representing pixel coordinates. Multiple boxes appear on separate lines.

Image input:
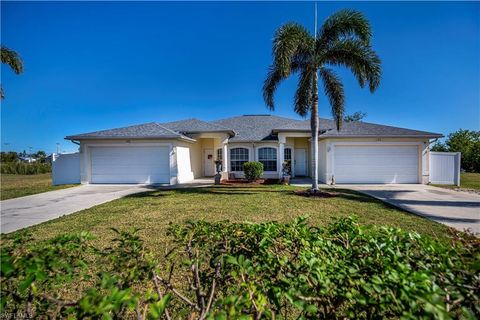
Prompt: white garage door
<box><xmin>90</xmin><ymin>146</ymin><xmax>170</xmax><ymax>184</ymax></box>
<box><xmin>333</xmin><ymin>145</ymin><xmax>419</xmax><ymax>184</ymax></box>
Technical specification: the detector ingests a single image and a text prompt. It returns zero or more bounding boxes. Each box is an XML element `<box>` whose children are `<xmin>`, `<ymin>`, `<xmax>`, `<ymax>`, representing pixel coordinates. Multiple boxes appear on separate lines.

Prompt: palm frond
<box><xmin>272</xmin><ymin>23</ymin><xmax>314</xmax><ymax>77</ymax></box>
<box><xmin>263</xmin><ymin>66</ymin><xmax>284</xmax><ymax>110</ymax></box>
<box><xmin>1</xmin><ymin>46</ymin><xmax>23</xmax><ymax>74</ymax></box>
<box><xmin>294</xmin><ymin>68</ymin><xmax>315</xmax><ymax>117</ymax></box>
<box><xmin>321</xmin><ymin>39</ymin><xmax>381</xmax><ymax>92</ymax></box>
<box><xmin>319</xmin><ymin>67</ymin><xmax>345</xmax><ymax>130</ymax></box>
<box><xmin>317</xmin><ymin>9</ymin><xmax>371</xmax><ymax>48</ymax></box>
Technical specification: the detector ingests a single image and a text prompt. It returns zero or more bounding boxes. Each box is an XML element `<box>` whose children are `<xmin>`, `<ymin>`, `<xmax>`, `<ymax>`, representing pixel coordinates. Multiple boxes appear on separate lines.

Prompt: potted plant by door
<box><xmin>282</xmin><ymin>160</ymin><xmax>291</xmax><ymax>185</ymax></box>
<box><xmin>214</xmin><ymin>160</ymin><xmax>222</xmax><ymax>185</ymax></box>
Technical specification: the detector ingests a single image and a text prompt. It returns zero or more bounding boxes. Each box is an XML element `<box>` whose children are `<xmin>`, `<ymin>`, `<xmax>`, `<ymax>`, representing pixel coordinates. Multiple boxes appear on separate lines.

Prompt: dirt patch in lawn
<box><xmin>294</xmin><ymin>189</ymin><xmax>341</xmax><ymax>198</ymax></box>
<box><xmin>222</xmin><ymin>179</ymin><xmax>280</xmax><ymax>186</ymax></box>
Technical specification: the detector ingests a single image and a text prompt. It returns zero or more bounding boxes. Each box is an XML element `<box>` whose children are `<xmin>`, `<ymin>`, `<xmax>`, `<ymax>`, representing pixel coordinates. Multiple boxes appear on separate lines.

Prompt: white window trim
<box><xmin>228</xmin><ymin>145</ymin><xmax>252</xmax><ymax>173</ymax></box>
<box><xmin>255</xmin><ymin>145</ymin><xmax>279</xmax><ymax>173</ymax></box>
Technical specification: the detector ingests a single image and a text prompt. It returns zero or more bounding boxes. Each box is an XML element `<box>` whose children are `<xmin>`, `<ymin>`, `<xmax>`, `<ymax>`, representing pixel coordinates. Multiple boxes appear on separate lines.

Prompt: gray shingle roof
<box><xmin>273</xmin><ymin>118</ymin><xmax>443</xmax><ymax>138</ymax></box>
<box><xmin>66</xmin><ymin>115</ymin><xmax>442</xmax><ymax>141</ymax></box>
<box><xmin>65</xmin><ymin>122</ymin><xmax>194</xmax><ymax>141</ymax></box>
<box><xmin>161</xmin><ymin>118</ymin><xmax>234</xmax><ymax>135</ymax></box>
<box><xmin>212</xmin><ymin>115</ymin><xmax>308</xmax><ymax>142</ymax></box>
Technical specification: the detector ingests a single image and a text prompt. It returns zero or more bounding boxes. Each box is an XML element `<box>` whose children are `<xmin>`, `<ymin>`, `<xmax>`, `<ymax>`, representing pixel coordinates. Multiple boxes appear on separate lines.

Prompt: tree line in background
<box><xmin>1</xmin><ymin>151</ymin><xmax>52</xmax><ymax>175</ymax></box>
<box><xmin>431</xmin><ymin>129</ymin><xmax>480</xmax><ymax>173</ymax></box>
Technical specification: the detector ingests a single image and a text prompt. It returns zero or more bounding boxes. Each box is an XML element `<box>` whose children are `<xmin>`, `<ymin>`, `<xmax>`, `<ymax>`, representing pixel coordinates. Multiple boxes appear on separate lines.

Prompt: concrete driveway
<box><xmin>1</xmin><ymin>184</ymin><xmax>155</xmax><ymax>233</ymax></box>
<box><xmin>342</xmin><ymin>184</ymin><xmax>480</xmax><ymax>234</ymax></box>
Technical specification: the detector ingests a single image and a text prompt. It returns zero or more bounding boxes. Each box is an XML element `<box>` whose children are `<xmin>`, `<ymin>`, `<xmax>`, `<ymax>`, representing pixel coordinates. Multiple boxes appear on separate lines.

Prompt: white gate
<box><xmin>52</xmin><ymin>153</ymin><xmax>81</xmax><ymax>185</ymax></box>
<box><xmin>429</xmin><ymin>152</ymin><xmax>461</xmax><ymax>185</ymax></box>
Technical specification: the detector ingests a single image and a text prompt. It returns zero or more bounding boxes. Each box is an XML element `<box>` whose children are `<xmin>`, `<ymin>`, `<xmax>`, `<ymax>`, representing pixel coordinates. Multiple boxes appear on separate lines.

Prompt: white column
<box><xmin>222</xmin><ymin>140</ymin><xmax>228</xmax><ymax>174</ymax></box>
<box><xmin>278</xmin><ymin>142</ymin><xmax>285</xmax><ymax>178</ymax></box>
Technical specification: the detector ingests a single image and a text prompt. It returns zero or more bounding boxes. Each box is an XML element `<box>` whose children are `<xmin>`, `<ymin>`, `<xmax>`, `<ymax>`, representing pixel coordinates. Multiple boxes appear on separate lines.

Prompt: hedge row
<box><xmin>0</xmin><ymin>162</ymin><xmax>51</xmax><ymax>175</ymax></box>
<box><xmin>1</xmin><ymin>217</ymin><xmax>478</xmax><ymax>319</ymax></box>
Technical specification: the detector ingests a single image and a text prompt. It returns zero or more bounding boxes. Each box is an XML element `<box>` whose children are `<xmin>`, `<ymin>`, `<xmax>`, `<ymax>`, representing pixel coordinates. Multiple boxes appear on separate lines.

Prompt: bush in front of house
<box><xmin>1</xmin><ymin>217</ymin><xmax>478</xmax><ymax>319</ymax></box>
<box><xmin>243</xmin><ymin>161</ymin><xmax>264</xmax><ymax>181</ymax></box>
<box><xmin>0</xmin><ymin>162</ymin><xmax>51</xmax><ymax>174</ymax></box>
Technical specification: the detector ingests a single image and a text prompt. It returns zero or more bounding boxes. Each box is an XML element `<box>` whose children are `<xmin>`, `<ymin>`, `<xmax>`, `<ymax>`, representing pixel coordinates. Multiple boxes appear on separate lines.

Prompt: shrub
<box><xmin>0</xmin><ymin>162</ymin><xmax>51</xmax><ymax>175</ymax></box>
<box><xmin>243</xmin><ymin>161</ymin><xmax>263</xmax><ymax>181</ymax></box>
<box><xmin>1</xmin><ymin>218</ymin><xmax>479</xmax><ymax>319</ymax></box>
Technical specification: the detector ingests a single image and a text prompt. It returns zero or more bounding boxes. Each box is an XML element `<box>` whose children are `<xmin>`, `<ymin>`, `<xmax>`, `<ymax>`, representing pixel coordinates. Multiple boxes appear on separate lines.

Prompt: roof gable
<box><xmin>65</xmin><ymin>122</ymin><xmax>193</xmax><ymax>141</ymax></box>
<box><xmin>161</xmin><ymin>118</ymin><xmax>234</xmax><ymax>135</ymax></box>
<box><xmin>65</xmin><ymin>115</ymin><xmax>442</xmax><ymax>141</ymax></box>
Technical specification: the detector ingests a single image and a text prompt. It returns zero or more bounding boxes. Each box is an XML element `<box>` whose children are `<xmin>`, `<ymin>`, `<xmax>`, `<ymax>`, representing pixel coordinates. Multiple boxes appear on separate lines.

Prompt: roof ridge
<box><xmin>343</xmin><ymin>119</ymin><xmax>442</xmax><ymax>135</ymax></box>
<box><xmin>153</xmin><ymin>122</ymin><xmax>182</xmax><ymax>136</ymax></box>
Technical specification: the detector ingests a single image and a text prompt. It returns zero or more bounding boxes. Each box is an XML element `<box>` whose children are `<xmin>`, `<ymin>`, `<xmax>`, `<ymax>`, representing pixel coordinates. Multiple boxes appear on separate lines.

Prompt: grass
<box><xmin>434</xmin><ymin>172</ymin><xmax>480</xmax><ymax>191</ymax></box>
<box><xmin>3</xmin><ymin>184</ymin><xmax>452</xmax><ymax>305</ymax></box>
<box><xmin>0</xmin><ymin>173</ymin><xmax>78</xmax><ymax>200</ymax></box>
<box><xmin>16</xmin><ymin>184</ymin><xmax>451</xmax><ymax>251</ymax></box>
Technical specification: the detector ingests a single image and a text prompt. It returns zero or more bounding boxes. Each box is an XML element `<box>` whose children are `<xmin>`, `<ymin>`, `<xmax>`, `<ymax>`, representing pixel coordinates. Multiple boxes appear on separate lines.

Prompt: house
<box><xmin>18</xmin><ymin>156</ymin><xmax>37</xmax><ymax>163</ymax></box>
<box><xmin>65</xmin><ymin>115</ymin><xmax>443</xmax><ymax>185</ymax></box>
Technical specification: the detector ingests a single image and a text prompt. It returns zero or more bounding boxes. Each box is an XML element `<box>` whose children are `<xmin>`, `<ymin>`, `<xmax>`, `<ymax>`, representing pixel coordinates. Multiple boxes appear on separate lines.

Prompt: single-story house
<box><xmin>65</xmin><ymin>115</ymin><xmax>443</xmax><ymax>185</ymax></box>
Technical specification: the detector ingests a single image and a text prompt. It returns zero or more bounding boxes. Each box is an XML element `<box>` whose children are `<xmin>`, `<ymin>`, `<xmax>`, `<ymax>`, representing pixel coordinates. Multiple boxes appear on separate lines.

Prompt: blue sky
<box><xmin>1</xmin><ymin>1</ymin><xmax>479</xmax><ymax>154</ymax></box>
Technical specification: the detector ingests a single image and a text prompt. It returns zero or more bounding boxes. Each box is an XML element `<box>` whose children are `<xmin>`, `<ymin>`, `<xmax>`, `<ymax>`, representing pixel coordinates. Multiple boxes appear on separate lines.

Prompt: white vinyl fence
<box><xmin>52</xmin><ymin>153</ymin><xmax>81</xmax><ymax>185</ymax></box>
<box><xmin>429</xmin><ymin>152</ymin><xmax>461</xmax><ymax>186</ymax></box>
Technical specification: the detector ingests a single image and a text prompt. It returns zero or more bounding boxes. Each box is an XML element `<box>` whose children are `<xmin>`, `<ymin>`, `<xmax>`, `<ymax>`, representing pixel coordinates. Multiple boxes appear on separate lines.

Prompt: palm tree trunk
<box><xmin>310</xmin><ymin>71</ymin><xmax>319</xmax><ymax>192</ymax></box>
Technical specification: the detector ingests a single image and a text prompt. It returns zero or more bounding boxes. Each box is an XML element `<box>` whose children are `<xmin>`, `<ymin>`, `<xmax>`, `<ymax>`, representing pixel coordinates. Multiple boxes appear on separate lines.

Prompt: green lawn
<box><xmin>17</xmin><ymin>184</ymin><xmax>451</xmax><ymax>251</ymax></box>
<box><xmin>434</xmin><ymin>172</ymin><xmax>480</xmax><ymax>191</ymax></box>
<box><xmin>0</xmin><ymin>173</ymin><xmax>78</xmax><ymax>200</ymax></box>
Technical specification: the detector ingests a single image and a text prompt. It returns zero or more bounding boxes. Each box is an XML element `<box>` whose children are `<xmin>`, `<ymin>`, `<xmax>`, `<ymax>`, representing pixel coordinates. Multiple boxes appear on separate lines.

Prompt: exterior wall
<box><xmin>292</xmin><ymin>137</ymin><xmax>311</xmax><ymax>177</ymax></box>
<box><xmin>187</xmin><ymin>140</ymin><xmax>202</xmax><ymax>178</ymax></box>
<box><xmin>321</xmin><ymin>138</ymin><xmax>430</xmax><ymax>184</ymax></box>
<box><xmin>318</xmin><ymin>140</ymin><xmax>327</xmax><ymax>183</ymax></box>
<box><xmin>52</xmin><ymin>153</ymin><xmax>81</xmax><ymax>185</ymax></box>
<box><xmin>227</xmin><ymin>142</ymin><xmax>282</xmax><ymax>179</ymax></box>
<box><xmin>77</xmin><ymin>136</ymin><xmax>432</xmax><ymax>185</ymax></box>
<box><xmin>79</xmin><ymin>139</ymin><xmax>182</xmax><ymax>185</ymax></box>
<box><xmin>176</xmin><ymin>145</ymin><xmax>195</xmax><ymax>183</ymax></box>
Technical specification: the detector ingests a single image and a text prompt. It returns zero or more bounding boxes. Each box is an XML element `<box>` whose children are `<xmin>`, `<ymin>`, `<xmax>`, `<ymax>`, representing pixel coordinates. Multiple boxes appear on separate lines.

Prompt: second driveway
<box><xmin>342</xmin><ymin>184</ymin><xmax>480</xmax><ymax>234</ymax></box>
<box><xmin>1</xmin><ymin>184</ymin><xmax>155</xmax><ymax>233</ymax></box>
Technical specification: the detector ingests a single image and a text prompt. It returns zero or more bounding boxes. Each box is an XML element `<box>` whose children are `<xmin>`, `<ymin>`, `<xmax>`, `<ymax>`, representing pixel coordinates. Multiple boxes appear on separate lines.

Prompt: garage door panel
<box><xmin>333</xmin><ymin>145</ymin><xmax>419</xmax><ymax>184</ymax></box>
<box><xmin>90</xmin><ymin>146</ymin><xmax>170</xmax><ymax>184</ymax></box>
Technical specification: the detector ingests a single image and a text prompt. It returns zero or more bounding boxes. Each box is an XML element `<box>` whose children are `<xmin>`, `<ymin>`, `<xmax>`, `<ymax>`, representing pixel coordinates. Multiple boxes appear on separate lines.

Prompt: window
<box><xmin>216</xmin><ymin>148</ymin><xmax>223</xmax><ymax>161</ymax></box>
<box><xmin>258</xmin><ymin>147</ymin><xmax>277</xmax><ymax>171</ymax></box>
<box><xmin>283</xmin><ymin>148</ymin><xmax>292</xmax><ymax>175</ymax></box>
<box><xmin>284</xmin><ymin>148</ymin><xmax>292</xmax><ymax>161</ymax></box>
<box><xmin>230</xmin><ymin>148</ymin><xmax>249</xmax><ymax>171</ymax></box>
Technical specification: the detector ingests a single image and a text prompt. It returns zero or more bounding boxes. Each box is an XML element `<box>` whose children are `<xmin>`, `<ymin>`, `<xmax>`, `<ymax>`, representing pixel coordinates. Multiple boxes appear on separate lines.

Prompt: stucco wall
<box><xmin>321</xmin><ymin>138</ymin><xmax>430</xmax><ymax>184</ymax></box>
<box><xmin>176</xmin><ymin>146</ymin><xmax>194</xmax><ymax>183</ymax></box>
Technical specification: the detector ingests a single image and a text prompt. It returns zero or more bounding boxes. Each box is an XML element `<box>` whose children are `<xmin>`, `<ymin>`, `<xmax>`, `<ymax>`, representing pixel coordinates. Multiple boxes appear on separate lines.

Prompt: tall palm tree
<box><xmin>263</xmin><ymin>9</ymin><xmax>381</xmax><ymax>191</ymax></box>
<box><xmin>1</xmin><ymin>45</ymin><xmax>24</xmax><ymax>99</ymax></box>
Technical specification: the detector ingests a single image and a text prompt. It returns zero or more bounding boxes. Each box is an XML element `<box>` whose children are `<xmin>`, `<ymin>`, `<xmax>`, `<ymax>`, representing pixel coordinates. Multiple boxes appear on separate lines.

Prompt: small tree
<box><xmin>344</xmin><ymin>111</ymin><xmax>367</xmax><ymax>122</ymax></box>
<box><xmin>243</xmin><ymin>161</ymin><xmax>264</xmax><ymax>181</ymax></box>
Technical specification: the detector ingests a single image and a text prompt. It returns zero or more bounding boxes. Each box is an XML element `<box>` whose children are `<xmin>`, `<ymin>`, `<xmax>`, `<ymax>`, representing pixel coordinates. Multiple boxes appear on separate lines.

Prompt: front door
<box><xmin>204</xmin><ymin>149</ymin><xmax>215</xmax><ymax>176</ymax></box>
<box><xmin>294</xmin><ymin>148</ymin><xmax>307</xmax><ymax>176</ymax></box>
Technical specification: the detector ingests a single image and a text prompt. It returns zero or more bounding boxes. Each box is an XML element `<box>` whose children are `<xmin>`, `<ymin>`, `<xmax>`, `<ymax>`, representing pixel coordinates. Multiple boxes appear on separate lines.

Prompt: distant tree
<box><xmin>432</xmin><ymin>129</ymin><xmax>480</xmax><ymax>172</ymax></box>
<box><xmin>344</xmin><ymin>111</ymin><xmax>367</xmax><ymax>122</ymax></box>
<box><xmin>263</xmin><ymin>9</ymin><xmax>381</xmax><ymax>191</ymax></box>
<box><xmin>35</xmin><ymin>151</ymin><xmax>47</xmax><ymax>163</ymax></box>
<box><xmin>430</xmin><ymin>141</ymin><xmax>448</xmax><ymax>152</ymax></box>
<box><xmin>445</xmin><ymin>130</ymin><xmax>480</xmax><ymax>172</ymax></box>
<box><xmin>0</xmin><ymin>151</ymin><xmax>18</xmax><ymax>163</ymax></box>
<box><xmin>1</xmin><ymin>45</ymin><xmax>24</xmax><ymax>100</ymax></box>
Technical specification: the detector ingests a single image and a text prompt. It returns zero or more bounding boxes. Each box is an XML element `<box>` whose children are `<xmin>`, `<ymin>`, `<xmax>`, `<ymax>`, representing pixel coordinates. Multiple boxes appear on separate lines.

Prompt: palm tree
<box><xmin>1</xmin><ymin>45</ymin><xmax>24</xmax><ymax>99</ymax></box>
<box><xmin>263</xmin><ymin>9</ymin><xmax>381</xmax><ymax>191</ymax></box>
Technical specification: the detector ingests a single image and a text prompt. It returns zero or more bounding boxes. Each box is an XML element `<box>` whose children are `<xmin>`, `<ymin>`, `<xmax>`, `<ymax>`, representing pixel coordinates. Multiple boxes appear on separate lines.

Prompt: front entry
<box><xmin>203</xmin><ymin>149</ymin><xmax>215</xmax><ymax>176</ymax></box>
<box><xmin>294</xmin><ymin>148</ymin><xmax>307</xmax><ymax>176</ymax></box>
